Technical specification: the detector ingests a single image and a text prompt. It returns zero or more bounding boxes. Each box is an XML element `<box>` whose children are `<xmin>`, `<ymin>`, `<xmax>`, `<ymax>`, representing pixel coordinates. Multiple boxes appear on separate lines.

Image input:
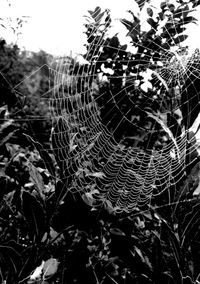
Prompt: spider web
<box><xmin>50</xmin><ymin>1</ymin><xmax>200</xmax><ymax>212</ymax></box>
<box><xmin>48</xmin><ymin>1</ymin><xmax>200</xmax><ymax>213</ymax></box>
<box><xmin>48</xmin><ymin>0</ymin><xmax>200</xmax><ymax>211</ymax></box>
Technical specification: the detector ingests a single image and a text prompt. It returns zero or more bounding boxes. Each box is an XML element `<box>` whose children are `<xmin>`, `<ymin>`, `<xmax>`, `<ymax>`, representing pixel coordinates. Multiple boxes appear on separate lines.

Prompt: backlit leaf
<box><xmin>43</xmin><ymin>258</ymin><xmax>59</xmax><ymax>279</ymax></box>
<box><xmin>29</xmin><ymin>261</ymin><xmax>44</xmax><ymax>281</ymax></box>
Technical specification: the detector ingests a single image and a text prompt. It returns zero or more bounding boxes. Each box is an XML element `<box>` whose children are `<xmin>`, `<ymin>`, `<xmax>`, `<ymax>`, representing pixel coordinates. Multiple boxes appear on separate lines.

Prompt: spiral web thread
<box><xmin>50</xmin><ymin>1</ymin><xmax>200</xmax><ymax>213</ymax></box>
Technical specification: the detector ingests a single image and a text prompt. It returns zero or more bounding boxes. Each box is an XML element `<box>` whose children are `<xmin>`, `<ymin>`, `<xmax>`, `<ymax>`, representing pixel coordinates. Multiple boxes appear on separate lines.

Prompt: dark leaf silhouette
<box><xmin>173</xmin><ymin>34</ymin><xmax>188</xmax><ymax>44</ymax></box>
<box><xmin>180</xmin><ymin>203</ymin><xmax>200</xmax><ymax>249</ymax></box>
<box><xmin>22</xmin><ymin>191</ymin><xmax>46</xmax><ymax>240</ymax></box>
<box><xmin>147</xmin><ymin>17</ymin><xmax>157</xmax><ymax>28</ymax></box>
<box><xmin>0</xmin><ymin>243</ymin><xmax>22</xmax><ymax>275</ymax></box>
<box><xmin>180</xmin><ymin>16</ymin><xmax>198</xmax><ymax>25</ymax></box>
<box><xmin>88</xmin><ymin>7</ymin><xmax>103</xmax><ymax>22</ymax></box>
<box><xmin>147</xmin><ymin>7</ymin><xmax>153</xmax><ymax>17</ymax></box>
<box><xmin>135</xmin><ymin>0</ymin><xmax>149</xmax><ymax>10</ymax></box>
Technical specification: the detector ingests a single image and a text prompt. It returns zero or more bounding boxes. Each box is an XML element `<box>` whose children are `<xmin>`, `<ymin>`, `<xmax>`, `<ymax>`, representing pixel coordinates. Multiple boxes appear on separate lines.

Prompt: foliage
<box><xmin>0</xmin><ymin>40</ymin><xmax>52</xmax><ymax>145</ymax></box>
<box><xmin>1</xmin><ymin>0</ymin><xmax>200</xmax><ymax>283</ymax></box>
<box><xmin>82</xmin><ymin>1</ymin><xmax>200</xmax><ymax>148</ymax></box>
<box><xmin>51</xmin><ymin>1</ymin><xmax>200</xmax><ymax>283</ymax></box>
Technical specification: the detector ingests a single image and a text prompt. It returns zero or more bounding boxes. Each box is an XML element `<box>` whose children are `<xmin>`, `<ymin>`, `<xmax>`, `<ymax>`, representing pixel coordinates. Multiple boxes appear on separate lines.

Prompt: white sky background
<box><xmin>1</xmin><ymin>0</ymin><xmax>200</xmax><ymax>56</ymax></box>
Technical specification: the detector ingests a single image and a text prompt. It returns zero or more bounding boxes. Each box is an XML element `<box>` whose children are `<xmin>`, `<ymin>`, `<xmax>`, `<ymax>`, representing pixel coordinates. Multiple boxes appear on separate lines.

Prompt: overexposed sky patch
<box><xmin>1</xmin><ymin>0</ymin><xmax>200</xmax><ymax>56</ymax></box>
<box><xmin>1</xmin><ymin>0</ymin><xmax>138</xmax><ymax>55</ymax></box>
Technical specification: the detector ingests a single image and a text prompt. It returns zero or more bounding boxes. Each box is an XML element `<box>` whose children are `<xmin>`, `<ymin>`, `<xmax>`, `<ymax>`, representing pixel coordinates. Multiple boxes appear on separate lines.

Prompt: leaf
<box><xmin>28</xmin><ymin>163</ymin><xmax>45</xmax><ymax>199</ymax></box>
<box><xmin>174</xmin><ymin>4</ymin><xmax>191</xmax><ymax>19</ymax></box>
<box><xmin>177</xmin><ymin>27</ymin><xmax>187</xmax><ymax>34</ymax></box>
<box><xmin>120</xmin><ymin>19</ymin><xmax>132</xmax><ymax>31</ymax></box>
<box><xmin>82</xmin><ymin>192</ymin><xmax>94</xmax><ymax>206</ymax></box>
<box><xmin>135</xmin><ymin>0</ymin><xmax>148</xmax><ymax>10</ymax></box>
<box><xmin>180</xmin><ymin>203</ymin><xmax>200</xmax><ymax>248</ymax></box>
<box><xmin>88</xmin><ymin>6</ymin><xmax>102</xmax><ymax>21</ymax></box>
<box><xmin>173</xmin><ymin>8</ymin><xmax>184</xmax><ymax>18</ymax></box>
<box><xmin>180</xmin><ymin>16</ymin><xmax>198</xmax><ymax>25</ymax></box>
<box><xmin>121</xmin><ymin>44</ymin><xmax>127</xmax><ymax>51</ymax></box>
<box><xmin>104</xmin><ymin>199</ymin><xmax>115</xmax><ymax>214</ymax></box>
<box><xmin>43</xmin><ymin>258</ymin><xmax>59</xmax><ymax>280</ymax></box>
<box><xmin>160</xmin><ymin>2</ymin><xmax>167</xmax><ymax>10</ymax></box>
<box><xmin>193</xmin><ymin>0</ymin><xmax>200</xmax><ymax>8</ymax></box>
<box><xmin>23</xmin><ymin>134</ymin><xmax>55</xmax><ymax>177</ymax></box>
<box><xmin>0</xmin><ymin>119</ymin><xmax>13</xmax><ymax>133</ymax></box>
<box><xmin>42</xmin><ymin>227</ymin><xmax>64</xmax><ymax>244</ymax></box>
<box><xmin>168</xmin><ymin>4</ymin><xmax>175</xmax><ymax>12</ymax></box>
<box><xmin>22</xmin><ymin>191</ymin><xmax>46</xmax><ymax>240</ymax></box>
<box><xmin>69</xmin><ymin>133</ymin><xmax>78</xmax><ymax>153</ymax></box>
<box><xmin>189</xmin><ymin>111</ymin><xmax>200</xmax><ymax>134</ymax></box>
<box><xmin>29</xmin><ymin>261</ymin><xmax>44</xmax><ymax>281</ymax></box>
<box><xmin>158</xmin><ymin>11</ymin><xmax>164</xmax><ymax>21</ymax></box>
<box><xmin>18</xmin><ymin>248</ymin><xmax>38</xmax><ymax>281</ymax></box>
<box><xmin>134</xmin><ymin>246</ymin><xmax>152</xmax><ymax>270</ymax></box>
<box><xmin>110</xmin><ymin>36</ymin><xmax>119</xmax><ymax>48</ymax></box>
<box><xmin>0</xmin><ymin>244</ymin><xmax>22</xmax><ymax>274</ymax></box>
<box><xmin>161</xmin><ymin>220</ymin><xmax>181</xmax><ymax>272</ymax></box>
<box><xmin>95</xmin><ymin>11</ymin><xmax>105</xmax><ymax>23</ymax></box>
<box><xmin>182</xmin><ymin>4</ymin><xmax>190</xmax><ymax>18</ymax></box>
<box><xmin>120</xmin><ymin>16</ymin><xmax>140</xmax><ymax>42</ymax></box>
<box><xmin>173</xmin><ymin>34</ymin><xmax>188</xmax><ymax>44</ymax></box>
<box><xmin>193</xmin><ymin>180</ymin><xmax>200</xmax><ymax>196</ymax></box>
<box><xmin>0</xmin><ymin>23</ymin><xmax>6</xmax><ymax>29</ymax></box>
<box><xmin>145</xmin><ymin>111</ymin><xmax>180</xmax><ymax>161</ymax></box>
<box><xmin>110</xmin><ymin>228</ymin><xmax>125</xmax><ymax>236</ymax></box>
<box><xmin>147</xmin><ymin>18</ymin><xmax>156</xmax><ymax>28</ymax></box>
<box><xmin>0</xmin><ymin>130</ymin><xmax>17</xmax><ymax>149</ymax></box>
<box><xmin>147</xmin><ymin>7</ymin><xmax>153</xmax><ymax>17</ymax></box>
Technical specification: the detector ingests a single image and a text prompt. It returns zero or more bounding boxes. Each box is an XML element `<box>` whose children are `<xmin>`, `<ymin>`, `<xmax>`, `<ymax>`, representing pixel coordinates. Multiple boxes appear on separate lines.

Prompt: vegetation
<box><xmin>1</xmin><ymin>0</ymin><xmax>200</xmax><ymax>283</ymax></box>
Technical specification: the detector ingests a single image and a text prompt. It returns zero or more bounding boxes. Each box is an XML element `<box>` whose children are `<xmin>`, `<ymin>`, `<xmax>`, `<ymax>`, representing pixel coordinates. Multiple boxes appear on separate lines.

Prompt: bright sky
<box><xmin>1</xmin><ymin>0</ymin><xmax>200</xmax><ymax>56</ymax></box>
